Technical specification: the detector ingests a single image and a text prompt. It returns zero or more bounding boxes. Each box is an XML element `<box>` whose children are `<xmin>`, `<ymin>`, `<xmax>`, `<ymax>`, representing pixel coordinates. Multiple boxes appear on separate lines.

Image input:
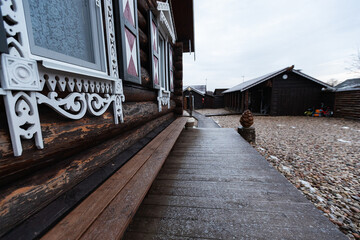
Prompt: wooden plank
<box><xmin>122</xmin><ymin>128</ymin><xmax>347</xmax><ymax>240</ymax></box>
<box><xmin>1</xmin><ymin>113</ymin><xmax>174</xmax><ymax>238</ymax></box>
<box><xmin>79</xmin><ymin>118</ymin><xmax>187</xmax><ymax>239</ymax></box>
<box><xmin>0</xmin><ymin>101</ymin><xmax>174</xmax><ymax>184</ymax></box>
<box><xmin>1</xmin><ymin>116</ymin><xmax>174</xmax><ymax>240</ymax></box>
<box><xmin>42</xmin><ymin>117</ymin><xmax>187</xmax><ymax>240</ymax></box>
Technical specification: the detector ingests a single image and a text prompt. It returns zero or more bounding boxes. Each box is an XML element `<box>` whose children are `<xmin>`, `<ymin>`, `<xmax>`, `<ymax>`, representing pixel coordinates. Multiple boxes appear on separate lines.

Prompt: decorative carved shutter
<box><xmin>168</xmin><ymin>43</ymin><xmax>174</xmax><ymax>92</ymax></box>
<box><xmin>0</xmin><ymin>8</ymin><xmax>8</xmax><ymax>54</ymax></box>
<box><xmin>115</xmin><ymin>0</ymin><xmax>141</xmax><ymax>84</ymax></box>
<box><xmin>149</xmin><ymin>11</ymin><xmax>160</xmax><ymax>89</ymax></box>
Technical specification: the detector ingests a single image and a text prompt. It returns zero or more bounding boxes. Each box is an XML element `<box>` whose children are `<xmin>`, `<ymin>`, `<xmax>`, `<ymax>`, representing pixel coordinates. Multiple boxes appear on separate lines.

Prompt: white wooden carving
<box><xmin>0</xmin><ymin>0</ymin><xmax>125</xmax><ymax>156</ymax></box>
<box><xmin>157</xmin><ymin>88</ymin><xmax>170</xmax><ymax>112</ymax></box>
<box><xmin>156</xmin><ymin>1</ymin><xmax>176</xmax><ymax>43</ymax></box>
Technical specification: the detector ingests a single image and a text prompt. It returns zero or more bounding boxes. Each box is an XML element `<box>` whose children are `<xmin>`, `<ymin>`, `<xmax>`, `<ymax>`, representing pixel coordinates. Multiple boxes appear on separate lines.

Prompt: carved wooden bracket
<box><xmin>157</xmin><ymin>88</ymin><xmax>170</xmax><ymax>112</ymax></box>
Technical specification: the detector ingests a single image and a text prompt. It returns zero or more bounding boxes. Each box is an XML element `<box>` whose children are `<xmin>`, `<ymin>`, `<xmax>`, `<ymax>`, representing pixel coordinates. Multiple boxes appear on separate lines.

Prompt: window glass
<box><xmin>159</xmin><ymin>36</ymin><xmax>166</xmax><ymax>88</ymax></box>
<box><xmin>28</xmin><ymin>0</ymin><xmax>94</xmax><ymax>63</ymax></box>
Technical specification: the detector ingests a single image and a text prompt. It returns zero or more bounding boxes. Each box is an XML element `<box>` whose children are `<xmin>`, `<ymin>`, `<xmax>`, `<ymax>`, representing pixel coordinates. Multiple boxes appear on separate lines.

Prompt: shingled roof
<box><xmin>335</xmin><ymin>78</ymin><xmax>360</xmax><ymax>91</ymax></box>
<box><xmin>183</xmin><ymin>85</ymin><xmax>206</xmax><ymax>95</ymax></box>
<box><xmin>223</xmin><ymin>66</ymin><xmax>333</xmax><ymax>94</ymax></box>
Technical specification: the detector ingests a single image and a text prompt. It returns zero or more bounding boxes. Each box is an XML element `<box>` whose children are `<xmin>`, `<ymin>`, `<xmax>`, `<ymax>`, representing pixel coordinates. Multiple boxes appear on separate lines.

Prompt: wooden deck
<box><xmin>123</xmin><ymin>128</ymin><xmax>346</xmax><ymax>239</ymax></box>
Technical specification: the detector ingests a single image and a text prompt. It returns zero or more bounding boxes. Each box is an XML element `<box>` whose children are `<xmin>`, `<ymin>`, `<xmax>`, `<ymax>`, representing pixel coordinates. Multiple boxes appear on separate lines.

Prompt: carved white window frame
<box><xmin>157</xmin><ymin>1</ymin><xmax>176</xmax><ymax>44</ymax></box>
<box><xmin>153</xmin><ymin>1</ymin><xmax>176</xmax><ymax>112</ymax></box>
<box><xmin>0</xmin><ymin>0</ymin><xmax>125</xmax><ymax>156</ymax></box>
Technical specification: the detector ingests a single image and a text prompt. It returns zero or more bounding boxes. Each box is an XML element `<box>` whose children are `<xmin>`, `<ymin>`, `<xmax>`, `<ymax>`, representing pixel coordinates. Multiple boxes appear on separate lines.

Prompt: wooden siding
<box><xmin>334</xmin><ymin>90</ymin><xmax>360</xmax><ymax>120</ymax></box>
<box><xmin>270</xmin><ymin>72</ymin><xmax>324</xmax><ymax>115</ymax></box>
<box><xmin>183</xmin><ymin>90</ymin><xmax>204</xmax><ymax>109</ymax></box>
<box><xmin>0</xmin><ymin>0</ymin><xmax>185</xmax><ymax>237</ymax></box>
<box><xmin>224</xmin><ymin>71</ymin><xmax>330</xmax><ymax>116</ymax></box>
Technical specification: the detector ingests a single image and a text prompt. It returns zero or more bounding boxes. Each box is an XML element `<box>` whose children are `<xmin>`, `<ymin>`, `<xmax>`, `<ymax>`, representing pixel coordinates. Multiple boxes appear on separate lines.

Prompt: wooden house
<box><xmin>183</xmin><ymin>85</ymin><xmax>206</xmax><ymax>109</ymax></box>
<box><xmin>334</xmin><ymin>78</ymin><xmax>360</xmax><ymax>120</ymax></box>
<box><xmin>0</xmin><ymin>0</ymin><xmax>194</xmax><ymax>238</ymax></box>
<box><xmin>202</xmin><ymin>89</ymin><xmax>227</xmax><ymax>109</ymax></box>
<box><xmin>223</xmin><ymin>66</ymin><xmax>334</xmax><ymax>115</ymax></box>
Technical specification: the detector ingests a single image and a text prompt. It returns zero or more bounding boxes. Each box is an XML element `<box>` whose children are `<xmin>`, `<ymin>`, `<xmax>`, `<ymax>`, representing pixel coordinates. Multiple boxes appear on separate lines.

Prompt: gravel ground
<box><xmin>196</xmin><ymin>109</ymin><xmax>360</xmax><ymax>239</ymax></box>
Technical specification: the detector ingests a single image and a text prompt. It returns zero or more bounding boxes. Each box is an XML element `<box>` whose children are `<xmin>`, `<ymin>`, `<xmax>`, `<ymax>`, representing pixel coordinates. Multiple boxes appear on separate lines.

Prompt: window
<box><xmin>149</xmin><ymin>9</ymin><xmax>174</xmax><ymax>92</ymax></box>
<box><xmin>114</xmin><ymin>0</ymin><xmax>141</xmax><ymax>84</ymax></box>
<box><xmin>0</xmin><ymin>0</ymin><xmax>126</xmax><ymax>156</ymax></box>
<box><xmin>23</xmin><ymin>0</ymin><xmax>106</xmax><ymax>72</ymax></box>
<box><xmin>159</xmin><ymin>35</ymin><xmax>166</xmax><ymax>90</ymax></box>
<box><xmin>168</xmin><ymin>44</ymin><xmax>174</xmax><ymax>92</ymax></box>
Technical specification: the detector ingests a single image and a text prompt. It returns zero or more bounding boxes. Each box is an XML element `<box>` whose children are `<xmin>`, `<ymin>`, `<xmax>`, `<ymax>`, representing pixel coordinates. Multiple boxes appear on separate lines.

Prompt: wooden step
<box><xmin>42</xmin><ymin>117</ymin><xmax>188</xmax><ymax>240</ymax></box>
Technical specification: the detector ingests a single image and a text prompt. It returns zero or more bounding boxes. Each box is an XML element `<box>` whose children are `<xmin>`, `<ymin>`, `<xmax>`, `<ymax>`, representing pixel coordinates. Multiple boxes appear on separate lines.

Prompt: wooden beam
<box><xmin>137</xmin><ymin>10</ymin><xmax>147</xmax><ymax>33</ymax></box>
<box><xmin>0</xmin><ymin>113</ymin><xmax>175</xmax><ymax>237</ymax></box>
<box><xmin>42</xmin><ymin>117</ymin><xmax>187</xmax><ymax>240</ymax></box>
<box><xmin>137</xmin><ymin>0</ymin><xmax>149</xmax><ymax>17</ymax></box>
<box><xmin>0</xmin><ymin>102</ymin><xmax>174</xmax><ymax>185</ymax></box>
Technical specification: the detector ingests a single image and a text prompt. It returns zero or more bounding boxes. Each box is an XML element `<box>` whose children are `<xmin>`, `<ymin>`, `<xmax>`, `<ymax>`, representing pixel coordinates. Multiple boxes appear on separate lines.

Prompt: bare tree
<box><xmin>347</xmin><ymin>49</ymin><xmax>360</xmax><ymax>74</ymax></box>
<box><xmin>327</xmin><ymin>78</ymin><xmax>339</xmax><ymax>87</ymax></box>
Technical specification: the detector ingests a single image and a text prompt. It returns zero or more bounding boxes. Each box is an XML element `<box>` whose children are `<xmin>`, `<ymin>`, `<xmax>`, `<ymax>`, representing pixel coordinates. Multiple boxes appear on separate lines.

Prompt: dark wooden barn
<box><xmin>223</xmin><ymin>66</ymin><xmax>334</xmax><ymax>116</ymax></box>
<box><xmin>203</xmin><ymin>88</ymin><xmax>227</xmax><ymax>109</ymax></box>
<box><xmin>334</xmin><ymin>78</ymin><xmax>360</xmax><ymax>120</ymax></box>
<box><xmin>183</xmin><ymin>85</ymin><xmax>206</xmax><ymax>109</ymax></box>
<box><xmin>0</xmin><ymin>0</ymin><xmax>194</xmax><ymax>238</ymax></box>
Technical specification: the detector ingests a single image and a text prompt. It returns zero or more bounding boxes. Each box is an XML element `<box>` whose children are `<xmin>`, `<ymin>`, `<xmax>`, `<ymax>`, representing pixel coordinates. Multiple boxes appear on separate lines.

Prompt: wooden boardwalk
<box><xmin>123</xmin><ymin>128</ymin><xmax>346</xmax><ymax>239</ymax></box>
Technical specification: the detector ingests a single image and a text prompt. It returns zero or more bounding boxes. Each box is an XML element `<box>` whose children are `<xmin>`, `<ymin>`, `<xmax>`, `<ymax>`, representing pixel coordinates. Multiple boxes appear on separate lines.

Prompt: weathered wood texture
<box><xmin>0</xmin><ymin>113</ymin><xmax>175</xmax><ymax>237</ymax></box>
<box><xmin>334</xmin><ymin>90</ymin><xmax>360</xmax><ymax>120</ymax></box>
<box><xmin>270</xmin><ymin>73</ymin><xmax>323</xmax><ymax>115</ymax></box>
<box><xmin>42</xmin><ymin>117</ymin><xmax>188</xmax><ymax>240</ymax></box>
<box><xmin>123</xmin><ymin>128</ymin><xmax>347</xmax><ymax>240</ymax></box>
<box><xmin>2</xmin><ymin>116</ymin><xmax>175</xmax><ymax>240</ymax></box>
<box><xmin>173</xmin><ymin>42</ymin><xmax>183</xmax><ymax>115</ymax></box>
<box><xmin>0</xmin><ymin>100</ymin><xmax>175</xmax><ymax>184</ymax></box>
<box><xmin>224</xmin><ymin>72</ymin><xmax>329</xmax><ymax>116</ymax></box>
<box><xmin>0</xmin><ymin>0</ymin><xmax>185</xmax><ymax>236</ymax></box>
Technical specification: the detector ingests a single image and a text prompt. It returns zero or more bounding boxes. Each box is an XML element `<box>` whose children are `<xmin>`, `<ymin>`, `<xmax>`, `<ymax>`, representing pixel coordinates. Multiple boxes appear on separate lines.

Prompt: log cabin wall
<box><xmin>334</xmin><ymin>90</ymin><xmax>360</xmax><ymax>120</ymax></box>
<box><xmin>183</xmin><ymin>90</ymin><xmax>204</xmax><ymax>109</ymax></box>
<box><xmin>224</xmin><ymin>71</ymin><xmax>330</xmax><ymax>116</ymax></box>
<box><xmin>0</xmin><ymin>0</ymin><xmax>188</xmax><ymax>237</ymax></box>
<box><xmin>270</xmin><ymin>72</ymin><xmax>324</xmax><ymax>116</ymax></box>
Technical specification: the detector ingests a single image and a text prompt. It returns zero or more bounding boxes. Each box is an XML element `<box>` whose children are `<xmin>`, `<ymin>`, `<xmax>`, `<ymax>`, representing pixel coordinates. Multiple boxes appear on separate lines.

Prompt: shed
<box><xmin>334</xmin><ymin>78</ymin><xmax>360</xmax><ymax>120</ymax></box>
<box><xmin>183</xmin><ymin>85</ymin><xmax>206</xmax><ymax>109</ymax></box>
<box><xmin>223</xmin><ymin>66</ymin><xmax>334</xmax><ymax>115</ymax></box>
<box><xmin>0</xmin><ymin>0</ymin><xmax>194</xmax><ymax>238</ymax></box>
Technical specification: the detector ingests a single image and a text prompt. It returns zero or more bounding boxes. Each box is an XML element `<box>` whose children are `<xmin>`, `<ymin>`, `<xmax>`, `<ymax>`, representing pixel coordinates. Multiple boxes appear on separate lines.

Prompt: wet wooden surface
<box><xmin>123</xmin><ymin>128</ymin><xmax>347</xmax><ymax>240</ymax></box>
<box><xmin>42</xmin><ymin>117</ymin><xmax>188</xmax><ymax>240</ymax></box>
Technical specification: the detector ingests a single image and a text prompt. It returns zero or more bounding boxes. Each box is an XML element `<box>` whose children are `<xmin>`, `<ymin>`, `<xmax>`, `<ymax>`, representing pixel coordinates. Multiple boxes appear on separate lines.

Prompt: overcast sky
<box><xmin>182</xmin><ymin>0</ymin><xmax>360</xmax><ymax>91</ymax></box>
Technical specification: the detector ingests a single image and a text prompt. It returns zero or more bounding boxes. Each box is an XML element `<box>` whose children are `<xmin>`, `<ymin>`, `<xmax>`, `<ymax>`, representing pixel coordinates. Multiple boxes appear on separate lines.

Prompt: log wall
<box><xmin>0</xmin><ymin>0</ymin><xmax>184</xmax><ymax>237</ymax></box>
<box><xmin>334</xmin><ymin>90</ymin><xmax>360</xmax><ymax>120</ymax></box>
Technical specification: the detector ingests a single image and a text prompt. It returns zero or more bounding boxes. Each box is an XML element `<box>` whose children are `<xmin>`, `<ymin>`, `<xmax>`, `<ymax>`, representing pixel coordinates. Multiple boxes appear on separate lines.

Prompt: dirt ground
<box><xmin>196</xmin><ymin>109</ymin><xmax>360</xmax><ymax>239</ymax></box>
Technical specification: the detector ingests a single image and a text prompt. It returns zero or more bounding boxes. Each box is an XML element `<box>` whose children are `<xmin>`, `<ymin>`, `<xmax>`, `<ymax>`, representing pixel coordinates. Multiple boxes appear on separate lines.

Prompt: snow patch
<box><xmin>291</xmin><ymin>126</ymin><xmax>296</xmax><ymax>129</ymax></box>
<box><xmin>258</xmin><ymin>147</ymin><xmax>265</xmax><ymax>151</ymax></box>
<box><xmin>281</xmin><ymin>165</ymin><xmax>291</xmax><ymax>174</ymax></box>
<box><xmin>299</xmin><ymin>180</ymin><xmax>317</xmax><ymax>193</ymax></box>
<box><xmin>341</xmin><ymin>126</ymin><xmax>349</xmax><ymax>129</ymax></box>
<box><xmin>337</xmin><ymin>139</ymin><xmax>352</xmax><ymax>143</ymax></box>
<box><xmin>317</xmin><ymin>195</ymin><xmax>326</xmax><ymax>203</ymax></box>
<box><xmin>277</xmin><ymin>124</ymin><xmax>285</xmax><ymax>127</ymax></box>
<box><xmin>270</xmin><ymin>155</ymin><xmax>279</xmax><ymax>160</ymax></box>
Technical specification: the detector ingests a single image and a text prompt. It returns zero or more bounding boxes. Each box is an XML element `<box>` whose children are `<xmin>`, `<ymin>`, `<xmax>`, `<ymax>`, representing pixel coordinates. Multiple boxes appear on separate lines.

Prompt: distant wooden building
<box><xmin>183</xmin><ymin>85</ymin><xmax>206</xmax><ymax>109</ymax></box>
<box><xmin>334</xmin><ymin>78</ymin><xmax>360</xmax><ymax>120</ymax></box>
<box><xmin>204</xmin><ymin>88</ymin><xmax>227</xmax><ymax>109</ymax></box>
<box><xmin>223</xmin><ymin>66</ymin><xmax>334</xmax><ymax>116</ymax></box>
